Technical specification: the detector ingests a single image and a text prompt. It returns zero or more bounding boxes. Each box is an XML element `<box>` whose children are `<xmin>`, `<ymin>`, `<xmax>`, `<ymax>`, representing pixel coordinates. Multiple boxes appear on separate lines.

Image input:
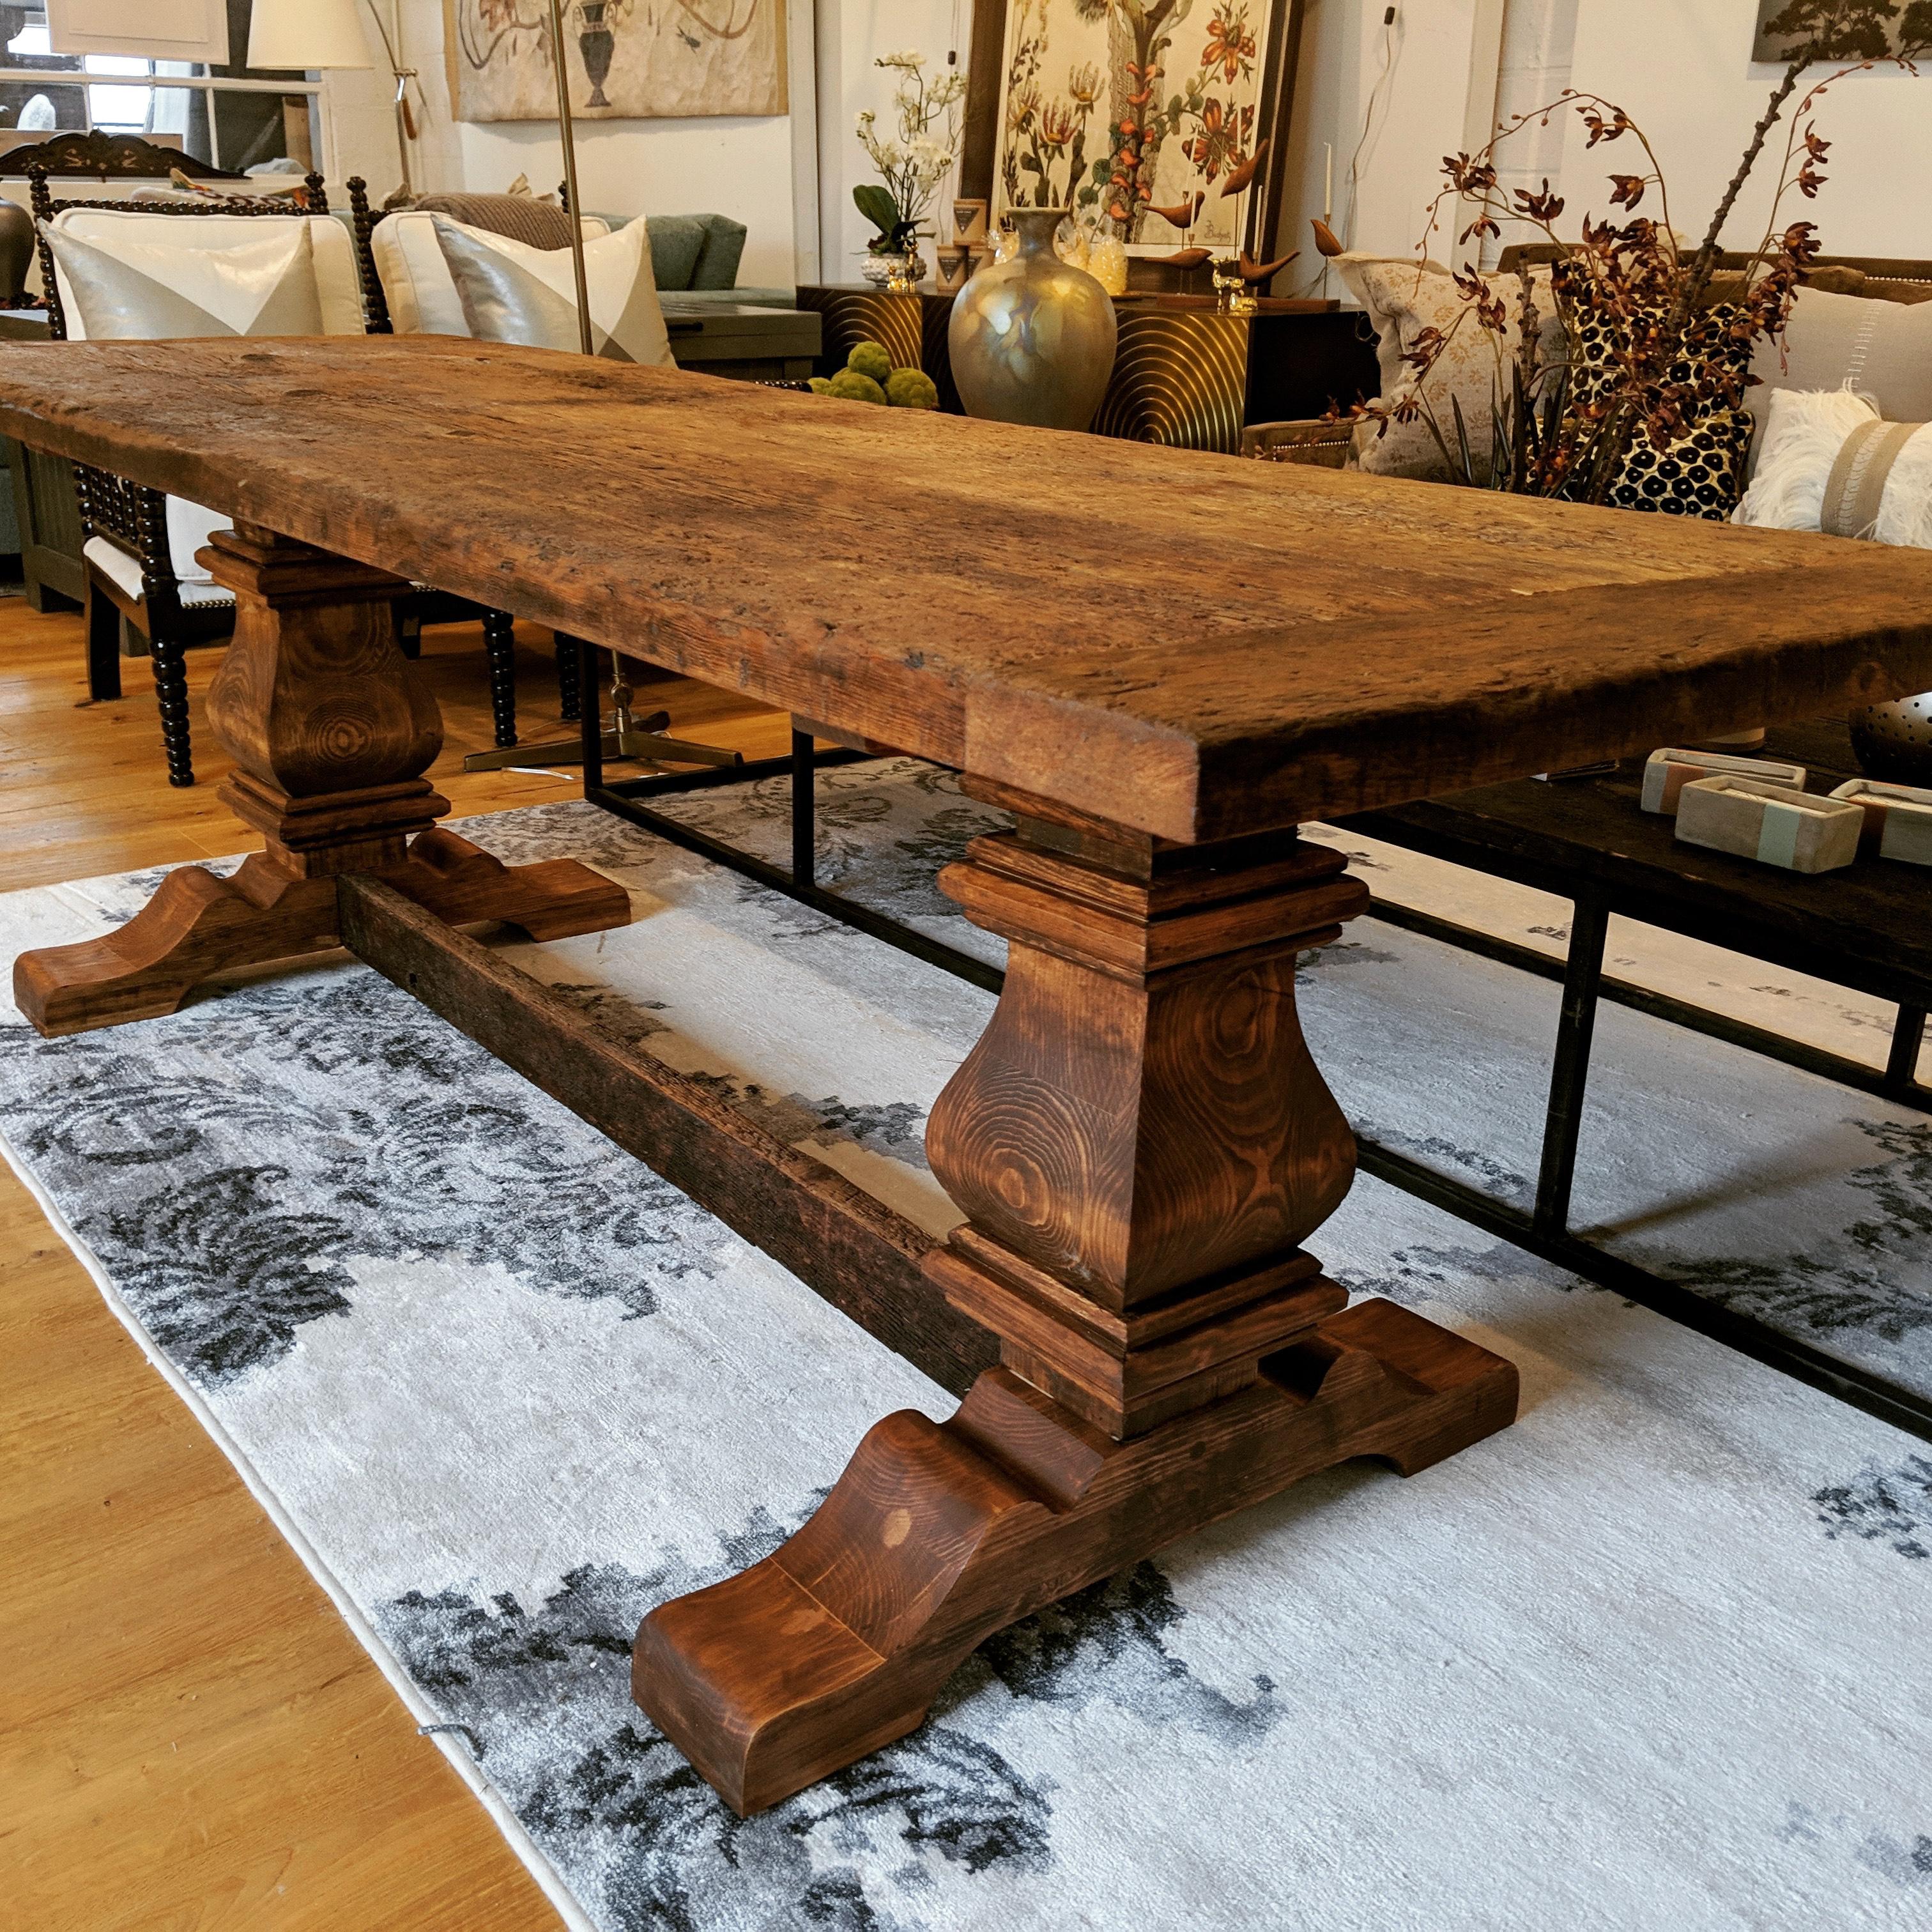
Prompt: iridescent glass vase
<box><xmin>947</xmin><ymin>207</ymin><xmax>1117</xmax><ymax>431</ymax></box>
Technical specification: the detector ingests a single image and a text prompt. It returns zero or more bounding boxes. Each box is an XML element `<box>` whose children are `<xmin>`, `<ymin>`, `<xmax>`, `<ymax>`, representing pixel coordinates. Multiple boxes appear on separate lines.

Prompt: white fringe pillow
<box><xmin>1733</xmin><ymin>387</ymin><xmax>1932</xmax><ymax>548</ymax></box>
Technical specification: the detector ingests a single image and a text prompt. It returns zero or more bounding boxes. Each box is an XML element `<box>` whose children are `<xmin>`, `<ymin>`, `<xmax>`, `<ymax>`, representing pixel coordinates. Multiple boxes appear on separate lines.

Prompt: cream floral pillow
<box><xmin>1337</xmin><ymin>253</ymin><xmax>1564</xmax><ymax>484</ymax></box>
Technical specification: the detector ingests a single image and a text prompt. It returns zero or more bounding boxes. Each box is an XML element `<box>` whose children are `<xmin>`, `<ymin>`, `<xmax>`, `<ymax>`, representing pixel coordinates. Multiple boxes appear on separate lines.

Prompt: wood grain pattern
<box><xmin>634</xmin><ymin>1300</ymin><xmax>1518</xmax><ymax>1816</ymax></box>
<box><xmin>12</xmin><ymin>526</ymin><xmax>630</xmax><ymax>1036</ymax></box>
<box><xmin>0</xmin><ymin>1157</ymin><xmax>565</xmax><ymax>1931</ymax></box>
<box><xmin>634</xmin><ymin>786</ymin><xmax>1517</xmax><ymax>1811</ymax></box>
<box><xmin>926</xmin><ymin>816</ymin><xmax>1364</xmax><ymax>1335</ymax></box>
<box><xmin>1</xmin><ymin>337</ymin><xmax>1928</xmax><ymax>840</ymax></box>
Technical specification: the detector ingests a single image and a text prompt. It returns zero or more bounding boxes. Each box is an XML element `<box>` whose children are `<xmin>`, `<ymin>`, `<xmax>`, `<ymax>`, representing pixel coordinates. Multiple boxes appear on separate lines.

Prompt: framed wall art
<box><xmin>1752</xmin><ymin>0</ymin><xmax>1932</xmax><ymax>60</ymax></box>
<box><xmin>960</xmin><ymin>0</ymin><xmax>1305</xmax><ymax>261</ymax></box>
<box><xmin>445</xmin><ymin>0</ymin><xmax>788</xmax><ymax>125</ymax></box>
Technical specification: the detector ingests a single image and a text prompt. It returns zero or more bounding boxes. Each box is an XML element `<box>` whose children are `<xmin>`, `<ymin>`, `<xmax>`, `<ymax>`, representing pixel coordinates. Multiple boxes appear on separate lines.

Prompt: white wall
<box><xmin>815</xmin><ymin>0</ymin><xmax>959</xmax><ymax>283</ymax></box>
<box><xmin>1560</xmin><ymin>0</ymin><xmax>1932</xmax><ymax>260</ymax></box>
<box><xmin>1275</xmin><ymin>0</ymin><xmax>1500</xmax><ymax>296</ymax></box>
<box><xmin>330</xmin><ymin>4</ymin><xmax>1932</xmax><ymax>303</ymax></box>
<box><xmin>323</xmin><ymin>0</ymin><xmax>816</xmax><ymax>291</ymax></box>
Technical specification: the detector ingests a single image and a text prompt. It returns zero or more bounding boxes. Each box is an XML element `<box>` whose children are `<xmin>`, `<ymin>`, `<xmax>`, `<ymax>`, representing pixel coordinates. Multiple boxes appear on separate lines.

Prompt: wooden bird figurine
<box><xmin>1312</xmin><ymin>217</ymin><xmax>1344</xmax><ymax>257</ymax></box>
<box><xmin>1240</xmin><ymin>249</ymin><xmax>1298</xmax><ymax>285</ymax></box>
<box><xmin>1219</xmin><ymin>137</ymin><xmax>1272</xmax><ymax>199</ymax></box>
<box><xmin>1154</xmin><ymin>247</ymin><xmax>1213</xmax><ymax>270</ymax></box>
<box><xmin>1149</xmin><ymin>191</ymin><xmax>1205</xmax><ymax>231</ymax></box>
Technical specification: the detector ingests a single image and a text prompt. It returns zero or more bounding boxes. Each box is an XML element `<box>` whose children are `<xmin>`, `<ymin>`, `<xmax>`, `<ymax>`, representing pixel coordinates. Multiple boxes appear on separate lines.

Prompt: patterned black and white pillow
<box><xmin>1561</xmin><ymin>286</ymin><xmax>1756</xmax><ymax>519</ymax></box>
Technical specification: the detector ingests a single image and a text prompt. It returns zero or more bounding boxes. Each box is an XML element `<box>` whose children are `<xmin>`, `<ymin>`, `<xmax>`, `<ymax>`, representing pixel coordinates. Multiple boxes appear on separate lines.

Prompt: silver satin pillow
<box><xmin>429</xmin><ymin>213</ymin><xmax>671</xmax><ymax>365</ymax></box>
<box><xmin>40</xmin><ymin>218</ymin><xmax>324</xmax><ymax>339</ymax></box>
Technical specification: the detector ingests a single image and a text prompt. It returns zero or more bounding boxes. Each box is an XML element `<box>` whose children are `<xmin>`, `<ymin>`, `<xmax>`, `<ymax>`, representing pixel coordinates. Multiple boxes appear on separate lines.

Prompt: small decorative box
<box><xmin>1675</xmin><ymin>774</ymin><xmax>1862</xmax><ymax>873</ymax></box>
<box><xmin>1828</xmin><ymin>777</ymin><xmax>1932</xmax><ymax>865</ymax></box>
<box><xmin>1639</xmin><ymin>747</ymin><xmax>1807</xmax><ymax>815</ymax></box>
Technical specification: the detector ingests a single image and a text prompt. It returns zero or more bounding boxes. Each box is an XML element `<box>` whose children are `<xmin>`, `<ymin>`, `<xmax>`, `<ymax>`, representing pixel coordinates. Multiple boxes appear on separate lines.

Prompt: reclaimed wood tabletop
<box><xmin>1</xmin><ymin>334</ymin><xmax>1929</xmax><ymax>841</ymax></box>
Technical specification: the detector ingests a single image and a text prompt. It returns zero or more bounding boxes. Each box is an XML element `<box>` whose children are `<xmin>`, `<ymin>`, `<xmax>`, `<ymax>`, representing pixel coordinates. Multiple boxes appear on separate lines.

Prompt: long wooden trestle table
<box><xmin>5</xmin><ymin>337</ymin><xmax>1931</xmax><ymax>1816</ymax></box>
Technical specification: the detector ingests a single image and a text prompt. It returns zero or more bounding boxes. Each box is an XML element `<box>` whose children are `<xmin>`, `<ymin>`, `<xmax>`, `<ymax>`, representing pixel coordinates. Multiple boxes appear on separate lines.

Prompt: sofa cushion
<box><xmin>408</xmin><ymin>191</ymin><xmax>576</xmax><ymax>250</ymax></box>
<box><xmin>1337</xmin><ymin>252</ymin><xmax>1562</xmax><ymax>483</ymax></box>
<box><xmin>1735</xmin><ymin>387</ymin><xmax>1932</xmax><ymax>546</ymax></box>
<box><xmin>42</xmin><ymin>208</ymin><xmax>365</xmax><ymax>338</ymax></box>
<box><xmin>645</xmin><ymin>214</ymin><xmax>706</xmax><ymax>292</ymax></box>
<box><xmin>430</xmin><ymin>212</ymin><xmax>672</xmax><ymax>365</ymax></box>
<box><xmin>370</xmin><ymin>207</ymin><xmax>611</xmax><ymax>336</ymax></box>
<box><xmin>1749</xmin><ymin>284</ymin><xmax>1932</xmax><ymax>468</ymax></box>
<box><xmin>1561</xmin><ymin>273</ymin><xmax>1756</xmax><ymax>520</ymax></box>
<box><xmin>691</xmin><ymin>213</ymin><xmax>747</xmax><ymax>291</ymax></box>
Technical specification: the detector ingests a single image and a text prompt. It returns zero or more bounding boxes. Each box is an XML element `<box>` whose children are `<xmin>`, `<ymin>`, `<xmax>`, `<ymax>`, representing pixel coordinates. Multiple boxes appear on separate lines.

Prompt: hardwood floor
<box><xmin>0</xmin><ymin>596</ymin><xmax>793</xmax><ymax>1929</ymax></box>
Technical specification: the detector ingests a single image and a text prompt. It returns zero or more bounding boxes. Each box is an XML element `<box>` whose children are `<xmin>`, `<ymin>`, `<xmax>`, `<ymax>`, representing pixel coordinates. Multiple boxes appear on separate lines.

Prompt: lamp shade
<box><xmin>248</xmin><ymin>0</ymin><xmax>374</xmax><ymax>70</ymax></box>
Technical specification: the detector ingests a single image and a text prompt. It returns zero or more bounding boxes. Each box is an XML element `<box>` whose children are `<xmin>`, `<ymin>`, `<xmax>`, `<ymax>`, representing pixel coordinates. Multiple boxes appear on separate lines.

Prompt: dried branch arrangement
<box><xmin>1342</xmin><ymin>1</ymin><xmax>1932</xmax><ymax>500</ymax></box>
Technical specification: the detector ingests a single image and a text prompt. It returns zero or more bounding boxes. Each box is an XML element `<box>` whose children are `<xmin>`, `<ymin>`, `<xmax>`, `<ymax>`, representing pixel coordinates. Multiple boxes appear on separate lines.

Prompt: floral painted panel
<box><xmin>991</xmin><ymin>0</ymin><xmax>1283</xmax><ymax>252</ymax></box>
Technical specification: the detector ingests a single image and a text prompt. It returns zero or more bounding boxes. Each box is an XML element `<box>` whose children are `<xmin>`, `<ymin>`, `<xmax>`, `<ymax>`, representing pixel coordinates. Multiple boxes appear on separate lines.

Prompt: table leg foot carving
<box><xmin>634</xmin><ymin>786</ymin><xmax>1520</xmax><ymax>1811</ymax></box>
<box><xmin>13</xmin><ymin>854</ymin><xmax>340</xmax><ymax>1037</ymax></box>
<box><xmin>12</xmin><ymin>831</ymin><xmax>631</xmax><ymax>1038</ymax></box>
<box><xmin>382</xmin><ymin>826</ymin><xmax>631</xmax><ymax>942</ymax></box>
<box><xmin>10</xmin><ymin>524</ymin><xmax>629</xmax><ymax>1039</ymax></box>
<box><xmin>634</xmin><ymin>1299</ymin><xmax>1517</xmax><ymax>1816</ymax></box>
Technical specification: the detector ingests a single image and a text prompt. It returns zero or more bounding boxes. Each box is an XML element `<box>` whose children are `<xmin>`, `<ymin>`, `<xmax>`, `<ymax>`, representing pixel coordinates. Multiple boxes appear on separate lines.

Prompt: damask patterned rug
<box><xmin>1</xmin><ymin>764</ymin><xmax>1928</xmax><ymax>1932</ymax></box>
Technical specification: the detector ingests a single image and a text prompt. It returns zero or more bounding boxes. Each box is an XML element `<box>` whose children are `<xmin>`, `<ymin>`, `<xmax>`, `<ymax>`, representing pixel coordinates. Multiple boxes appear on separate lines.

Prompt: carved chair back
<box><xmin>30</xmin><ymin>164</ymin><xmax>355</xmax><ymax>594</ymax></box>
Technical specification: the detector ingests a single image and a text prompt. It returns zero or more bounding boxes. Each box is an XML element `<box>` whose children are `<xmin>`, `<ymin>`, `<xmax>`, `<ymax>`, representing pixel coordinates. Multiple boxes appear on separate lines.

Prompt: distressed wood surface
<box><xmin>1</xmin><ymin>337</ymin><xmax>1929</xmax><ymax>840</ymax></box>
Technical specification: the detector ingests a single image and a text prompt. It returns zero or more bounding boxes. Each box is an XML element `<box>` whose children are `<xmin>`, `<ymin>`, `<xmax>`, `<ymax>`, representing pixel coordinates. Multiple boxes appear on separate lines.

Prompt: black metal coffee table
<box><xmin>1337</xmin><ymin>715</ymin><xmax>1929</xmax><ymax>1436</ymax></box>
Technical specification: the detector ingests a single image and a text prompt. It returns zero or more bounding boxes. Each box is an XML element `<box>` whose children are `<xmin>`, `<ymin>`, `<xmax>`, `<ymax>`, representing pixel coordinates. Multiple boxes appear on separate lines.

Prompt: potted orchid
<box><xmin>854</xmin><ymin>51</ymin><xmax>967</xmax><ymax>291</ymax></box>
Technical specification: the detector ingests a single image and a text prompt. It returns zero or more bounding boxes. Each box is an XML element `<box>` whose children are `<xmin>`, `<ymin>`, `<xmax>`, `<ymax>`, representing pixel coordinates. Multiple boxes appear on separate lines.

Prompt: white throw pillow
<box><xmin>425</xmin><ymin>212</ymin><xmax>670</xmax><ymax>365</ymax></box>
<box><xmin>43</xmin><ymin>208</ymin><xmax>365</xmax><ymax>338</ymax></box>
<box><xmin>44</xmin><ymin>208</ymin><xmax>367</xmax><ymax>587</ymax></box>
<box><xmin>1733</xmin><ymin>388</ymin><xmax>1932</xmax><ymax>548</ymax></box>
<box><xmin>370</xmin><ymin>206</ymin><xmax>611</xmax><ymax>337</ymax></box>
<box><xmin>1749</xmin><ymin>286</ymin><xmax>1932</xmax><ymax>444</ymax></box>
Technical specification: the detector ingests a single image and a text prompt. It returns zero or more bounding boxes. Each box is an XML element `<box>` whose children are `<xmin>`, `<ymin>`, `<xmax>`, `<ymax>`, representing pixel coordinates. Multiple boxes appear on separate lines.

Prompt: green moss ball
<box><xmin>845</xmin><ymin>340</ymin><xmax>894</xmax><ymax>385</ymax></box>
<box><xmin>825</xmin><ymin>368</ymin><xmax>888</xmax><ymax>405</ymax></box>
<box><xmin>806</xmin><ymin>376</ymin><xmax>834</xmax><ymax>395</ymax></box>
<box><xmin>884</xmin><ymin>367</ymin><xmax>940</xmax><ymax>411</ymax></box>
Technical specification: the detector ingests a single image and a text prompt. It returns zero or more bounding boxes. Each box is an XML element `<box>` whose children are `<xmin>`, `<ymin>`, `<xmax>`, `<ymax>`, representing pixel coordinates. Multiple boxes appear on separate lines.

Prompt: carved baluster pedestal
<box><xmin>633</xmin><ymin>785</ymin><xmax>1518</xmax><ymax>1816</ymax></box>
<box><xmin>13</xmin><ymin>525</ymin><xmax>629</xmax><ymax>1037</ymax></box>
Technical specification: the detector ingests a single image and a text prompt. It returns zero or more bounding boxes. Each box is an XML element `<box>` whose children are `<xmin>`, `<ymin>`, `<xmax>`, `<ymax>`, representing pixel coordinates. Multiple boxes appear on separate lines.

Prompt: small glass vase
<box><xmin>861</xmin><ymin>249</ymin><xmax>927</xmax><ymax>293</ymax></box>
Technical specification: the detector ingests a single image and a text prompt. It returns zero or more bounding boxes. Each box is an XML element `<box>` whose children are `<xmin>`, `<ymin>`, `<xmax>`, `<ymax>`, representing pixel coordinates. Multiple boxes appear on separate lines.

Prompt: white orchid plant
<box><xmin>854</xmin><ymin>51</ymin><xmax>967</xmax><ymax>255</ymax></box>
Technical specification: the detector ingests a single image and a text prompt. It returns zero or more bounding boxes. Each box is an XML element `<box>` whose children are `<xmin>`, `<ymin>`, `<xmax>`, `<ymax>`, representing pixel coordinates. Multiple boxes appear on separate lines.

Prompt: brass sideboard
<box><xmin>795</xmin><ymin>286</ymin><xmax>1377</xmax><ymax>456</ymax></box>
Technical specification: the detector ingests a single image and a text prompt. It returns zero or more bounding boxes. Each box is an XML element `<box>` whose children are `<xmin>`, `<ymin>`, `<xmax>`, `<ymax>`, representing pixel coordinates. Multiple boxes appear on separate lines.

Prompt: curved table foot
<box><xmin>13</xmin><ymin>830</ymin><xmax>629</xmax><ymax>1038</ymax></box>
<box><xmin>634</xmin><ymin>1297</ymin><xmax>1517</xmax><ymax>1816</ymax></box>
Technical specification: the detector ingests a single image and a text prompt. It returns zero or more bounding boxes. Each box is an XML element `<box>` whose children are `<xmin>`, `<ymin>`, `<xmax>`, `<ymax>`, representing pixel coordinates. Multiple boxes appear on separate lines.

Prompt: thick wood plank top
<box><xmin>2</xmin><ymin>335</ymin><xmax>1929</xmax><ymax>841</ymax></box>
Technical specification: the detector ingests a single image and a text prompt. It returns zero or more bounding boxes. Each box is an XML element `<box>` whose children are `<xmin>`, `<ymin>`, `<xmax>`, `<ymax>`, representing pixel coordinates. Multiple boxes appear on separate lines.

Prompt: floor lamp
<box><xmin>465</xmin><ymin>6</ymin><xmax>740</xmax><ymax>774</ymax></box>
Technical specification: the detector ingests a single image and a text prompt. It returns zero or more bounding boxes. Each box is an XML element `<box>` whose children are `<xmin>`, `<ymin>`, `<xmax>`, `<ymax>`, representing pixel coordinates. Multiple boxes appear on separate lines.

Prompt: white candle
<box><xmin>1324</xmin><ymin>144</ymin><xmax>1333</xmax><ymax>223</ymax></box>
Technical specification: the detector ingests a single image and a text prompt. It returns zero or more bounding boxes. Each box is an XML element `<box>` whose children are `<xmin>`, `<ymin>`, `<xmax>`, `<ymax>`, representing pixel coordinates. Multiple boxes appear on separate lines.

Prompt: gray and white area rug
<box><xmin>1</xmin><ymin>763</ymin><xmax>1929</xmax><ymax>1931</ymax></box>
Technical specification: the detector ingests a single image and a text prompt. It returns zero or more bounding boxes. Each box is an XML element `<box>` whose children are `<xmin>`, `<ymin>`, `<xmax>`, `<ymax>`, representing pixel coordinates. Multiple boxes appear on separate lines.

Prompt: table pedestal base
<box><xmin>11</xmin><ymin>522</ymin><xmax>631</xmax><ymax>1039</ymax></box>
<box><xmin>14</xmin><ymin>826</ymin><xmax>628</xmax><ymax>1038</ymax></box>
<box><xmin>636</xmin><ymin>1295</ymin><xmax>1515</xmax><ymax>1816</ymax></box>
